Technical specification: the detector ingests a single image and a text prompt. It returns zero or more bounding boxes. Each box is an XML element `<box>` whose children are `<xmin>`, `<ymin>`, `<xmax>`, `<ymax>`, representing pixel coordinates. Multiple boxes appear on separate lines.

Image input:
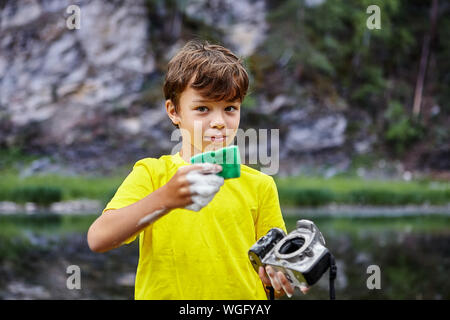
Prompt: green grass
<box><xmin>0</xmin><ymin>147</ymin><xmax>40</xmax><ymax>170</ymax></box>
<box><xmin>0</xmin><ymin>214</ymin><xmax>98</xmax><ymax>236</ymax></box>
<box><xmin>275</xmin><ymin>176</ymin><xmax>450</xmax><ymax>206</ymax></box>
<box><xmin>9</xmin><ymin>185</ymin><xmax>63</xmax><ymax>206</ymax></box>
<box><xmin>0</xmin><ymin>147</ymin><xmax>130</xmax><ymax>202</ymax></box>
<box><xmin>275</xmin><ymin>175</ymin><xmax>449</xmax><ymax>194</ymax></box>
<box><xmin>0</xmin><ymin>171</ymin><xmax>125</xmax><ymax>202</ymax></box>
<box><xmin>0</xmin><ymin>147</ymin><xmax>448</xmax><ymax>206</ymax></box>
<box><xmin>284</xmin><ymin>215</ymin><xmax>450</xmax><ymax>234</ymax></box>
<box><xmin>0</xmin><ymin>171</ymin><xmax>448</xmax><ymax>206</ymax></box>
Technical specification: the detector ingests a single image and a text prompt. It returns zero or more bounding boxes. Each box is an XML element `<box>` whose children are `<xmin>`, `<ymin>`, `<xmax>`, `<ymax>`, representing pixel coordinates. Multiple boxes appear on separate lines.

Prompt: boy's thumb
<box><xmin>191</xmin><ymin>163</ymin><xmax>222</xmax><ymax>174</ymax></box>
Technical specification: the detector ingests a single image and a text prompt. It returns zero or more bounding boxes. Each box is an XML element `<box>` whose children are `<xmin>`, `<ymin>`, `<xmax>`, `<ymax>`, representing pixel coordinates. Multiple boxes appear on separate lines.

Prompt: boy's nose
<box><xmin>210</xmin><ymin>117</ymin><xmax>225</xmax><ymax>129</ymax></box>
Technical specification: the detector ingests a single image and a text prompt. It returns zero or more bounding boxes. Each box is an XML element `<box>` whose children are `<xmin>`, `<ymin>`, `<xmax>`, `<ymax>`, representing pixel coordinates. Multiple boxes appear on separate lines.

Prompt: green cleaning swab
<box><xmin>190</xmin><ymin>145</ymin><xmax>241</xmax><ymax>179</ymax></box>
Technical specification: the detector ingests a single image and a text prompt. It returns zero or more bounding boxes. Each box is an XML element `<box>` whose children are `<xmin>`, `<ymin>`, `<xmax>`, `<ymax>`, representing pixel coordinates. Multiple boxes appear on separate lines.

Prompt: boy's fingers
<box><xmin>200</xmin><ymin>163</ymin><xmax>222</xmax><ymax>174</ymax></box>
<box><xmin>192</xmin><ymin>163</ymin><xmax>222</xmax><ymax>174</ymax></box>
<box><xmin>300</xmin><ymin>284</ymin><xmax>310</xmax><ymax>294</ymax></box>
<box><xmin>258</xmin><ymin>266</ymin><xmax>271</xmax><ymax>286</ymax></box>
<box><xmin>277</xmin><ymin>271</ymin><xmax>294</xmax><ymax>298</ymax></box>
<box><xmin>265</xmin><ymin>266</ymin><xmax>282</xmax><ymax>291</ymax></box>
<box><xmin>179</xmin><ymin>163</ymin><xmax>221</xmax><ymax>174</ymax></box>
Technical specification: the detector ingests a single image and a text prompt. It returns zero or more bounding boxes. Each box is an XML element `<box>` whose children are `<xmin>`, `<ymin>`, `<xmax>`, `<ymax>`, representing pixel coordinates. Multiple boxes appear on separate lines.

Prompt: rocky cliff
<box><xmin>0</xmin><ymin>0</ymin><xmax>390</xmax><ymax>176</ymax></box>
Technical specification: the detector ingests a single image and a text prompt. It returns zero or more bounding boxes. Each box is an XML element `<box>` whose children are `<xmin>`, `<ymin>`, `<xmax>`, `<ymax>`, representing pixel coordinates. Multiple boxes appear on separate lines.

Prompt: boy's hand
<box><xmin>161</xmin><ymin>163</ymin><xmax>223</xmax><ymax>211</ymax></box>
<box><xmin>258</xmin><ymin>265</ymin><xmax>309</xmax><ymax>298</ymax></box>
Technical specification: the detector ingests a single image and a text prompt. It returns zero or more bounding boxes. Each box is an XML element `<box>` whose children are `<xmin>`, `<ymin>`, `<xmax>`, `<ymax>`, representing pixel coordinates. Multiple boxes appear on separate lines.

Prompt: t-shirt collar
<box><xmin>172</xmin><ymin>152</ymin><xmax>190</xmax><ymax>166</ymax></box>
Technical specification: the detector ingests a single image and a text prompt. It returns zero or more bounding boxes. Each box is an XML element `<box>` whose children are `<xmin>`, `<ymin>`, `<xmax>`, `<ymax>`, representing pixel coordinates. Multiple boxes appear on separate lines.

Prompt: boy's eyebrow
<box><xmin>192</xmin><ymin>99</ymin><xmax>213</xmax><ymax>103</ymax></box>
<box><xmin>192</xmin><ymin>99</ymin><xmax>240</xmax><ymax>104</ymax></box>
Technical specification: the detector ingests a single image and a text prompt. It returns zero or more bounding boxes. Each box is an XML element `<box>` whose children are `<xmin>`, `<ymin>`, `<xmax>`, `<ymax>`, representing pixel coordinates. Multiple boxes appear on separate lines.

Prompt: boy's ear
<box><xmin>165</xmin><ymin>99</ymin><xmax>180</xmax><ymax>126</ymax></box>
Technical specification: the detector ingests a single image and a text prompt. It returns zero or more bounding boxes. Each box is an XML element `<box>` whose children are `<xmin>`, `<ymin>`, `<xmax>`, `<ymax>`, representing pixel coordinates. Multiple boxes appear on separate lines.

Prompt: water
<box><xmin>283</xmin><ymin>215</ymin><xmax>450</xmax><ymax>300</ymax></box>
<box><xmin>0</xmin><ymin>214</ymin><xmax>449</xmax><ymax>299</ymax></box>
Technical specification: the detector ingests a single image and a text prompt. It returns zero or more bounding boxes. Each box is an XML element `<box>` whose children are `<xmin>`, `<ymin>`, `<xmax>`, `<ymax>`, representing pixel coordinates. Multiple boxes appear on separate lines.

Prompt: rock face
<box><xmin>184</xmin><ymin>0</ymin><xmax>267</xmax><ymax>56</ymax></box>
<box><xmin>284</xmin><ymin>114</ymin><xmax>347</xmax><ymax>153</ymax></box>
<box><xmin>0</xmin><ymin>0</ymin><xmax>156</xmax><ymax>171</ymax></box>
<box><xmin>0</xmin><ymin>0</ymin><xmax>352</xmax><ymax>175</ymax></box>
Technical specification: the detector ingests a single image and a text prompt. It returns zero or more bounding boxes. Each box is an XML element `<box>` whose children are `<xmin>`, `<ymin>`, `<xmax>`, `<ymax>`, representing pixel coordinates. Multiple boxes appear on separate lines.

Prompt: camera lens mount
<box><xmin>273</xmin><ymin>232</ymin><xmax>313</xmax><ymax>260</ymax></box>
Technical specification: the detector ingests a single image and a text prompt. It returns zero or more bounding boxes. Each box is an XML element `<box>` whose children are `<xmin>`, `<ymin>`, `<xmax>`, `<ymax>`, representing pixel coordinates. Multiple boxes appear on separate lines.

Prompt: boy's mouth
<box><xmin>205</xmin><ymin>135</ymin><xmax>226</xmax><ymax>143</ymax></box>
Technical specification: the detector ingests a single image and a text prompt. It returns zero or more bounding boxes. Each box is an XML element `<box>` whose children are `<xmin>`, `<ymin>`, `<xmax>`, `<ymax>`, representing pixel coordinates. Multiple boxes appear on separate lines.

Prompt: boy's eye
<box><xmin>196</xmin><ymin>106</ymin><xmax>209</xmax><ymax>112</ymax></box>
<box><xmin>195</xmin><ymin>105</ymin><xmax>238</xmax><ymax>112</ymax></box>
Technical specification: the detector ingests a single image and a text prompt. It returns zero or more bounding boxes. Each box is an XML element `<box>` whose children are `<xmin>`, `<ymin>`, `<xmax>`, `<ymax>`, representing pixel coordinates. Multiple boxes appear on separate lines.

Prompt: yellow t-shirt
<box><xmin>103</xmin><ymin>152</ymin><xmax>286</xmax><ymax>299</ymax></box>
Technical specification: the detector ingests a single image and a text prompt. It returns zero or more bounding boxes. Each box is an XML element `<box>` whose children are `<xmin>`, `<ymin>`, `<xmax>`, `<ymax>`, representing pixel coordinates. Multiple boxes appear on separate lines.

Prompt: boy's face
<box><xmin>166</xmin><ymin>85</ymin><xmax>241</xmax><ymax>153</ymax></box>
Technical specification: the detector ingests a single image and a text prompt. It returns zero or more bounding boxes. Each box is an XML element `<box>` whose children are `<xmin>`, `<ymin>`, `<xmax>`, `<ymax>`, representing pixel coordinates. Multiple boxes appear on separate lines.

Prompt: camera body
<box><xmin>249</xmin><ymin>219</ymin><xmax>332</xmax><ymax>289</ymax></box>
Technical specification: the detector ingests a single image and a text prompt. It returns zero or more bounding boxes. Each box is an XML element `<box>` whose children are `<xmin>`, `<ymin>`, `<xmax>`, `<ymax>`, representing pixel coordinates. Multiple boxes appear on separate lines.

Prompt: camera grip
<box><xmin>248</xmin><ymin>228</ymin><xmax>286</xmax><ymax>273</ymax></box>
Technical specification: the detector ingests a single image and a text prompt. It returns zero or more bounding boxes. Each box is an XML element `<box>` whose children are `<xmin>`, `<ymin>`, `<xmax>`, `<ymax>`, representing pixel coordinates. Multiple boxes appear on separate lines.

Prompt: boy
<box><xmin>87</xmin><ymin>39</ymin><xmax>298</xmax><ymax>299</ymax></box>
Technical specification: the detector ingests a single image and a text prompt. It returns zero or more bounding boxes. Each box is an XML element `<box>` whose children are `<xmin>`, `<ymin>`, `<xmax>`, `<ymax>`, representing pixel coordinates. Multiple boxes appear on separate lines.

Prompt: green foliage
<box><xmin>0</xmin><ymin>232</ymin><xmax>33</xmax><ymax>263</ymax></box>
<box><xmin>263</xmin><ymin>0</ymin><xmax>403</xmax><ymax>107</ymax></box>
<box><xmin>0</xmin><ymin>170</ymin><xmax>124</xmax><ymax>203</ymax></box>
<box><xmin>276</xmin><ymin>175</ymin><xmax>450</xmax><ymax>206</ymax></box>
<box><xmin>241</xmin><ymin>93</ymin><xmax>257</xmax><ymax>110</ymax></box>
<box><xmin>383</xmin><ymin>101</ymin><xmax>424</xmax><ymax>155</ymax></box>
<box><xmin>279</xmin><ymin>186</ymin><xmax>450</xmax><ymax>206</ymax></box>
<box><xmin>259</xmin><ymin>0</ymin><xmax>448</xmax><ymax>155</ymax></box>
<box><xmin>284</xmin><ymin>215</ymin><xmax>450</xmax><ymax>235</ymax></box>
<box><xmin>347</xmin><ymin>189</ymin><xmax>444</xmax><ymax>206</ymax></box>
<box><xmin>10</xmin><ymin>186</ymin><xmax>63</xmax><ymax>207</ymax></box>
<box><xmin>351</xmin><ymin>66</ymin><xmax>386</xmax><ymax>105</ymax></box>
<box><xmin>102</xmin><ymin>188</ymin><xmax>118</xmax><ymax>208</ymax></box>
<box><xmin>0</xmin><ymin>147</ymin><xmax>39</xmax><ymax>172</ymax></box>
<box><xmin>278</xmin><ymin>188</ymin><xmax>335</xmax><ymax>207</ymax></box>
<box><xmin>435</xmin><ymin>15</ymin><xmax>450</xmax><ymax>108</ymax></box>
<box><xmin>0</xmin><ymin>214</ymin><xmax>96</xmax><ymax>236</ymax></box>
<box><xmin>0</xmin><ymin>214</ymin><xmax>97</xmax><ymax>263</ymax></box>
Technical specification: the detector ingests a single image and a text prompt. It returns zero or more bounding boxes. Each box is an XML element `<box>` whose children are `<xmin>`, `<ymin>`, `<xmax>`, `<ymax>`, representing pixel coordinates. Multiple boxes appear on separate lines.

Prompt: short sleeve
<box><xmin>255</xmin><ymin>176</ymin><xmax>287</xmax><ymax>241</ymax></box>
<box><xmin>102</xmin><ymin>161</ymin><xmax>154</xmax><ymax>244</ymax></box>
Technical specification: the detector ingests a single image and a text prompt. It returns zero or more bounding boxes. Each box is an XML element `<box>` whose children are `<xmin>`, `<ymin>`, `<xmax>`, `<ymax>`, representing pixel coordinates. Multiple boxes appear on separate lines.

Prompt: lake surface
<box><xmin>0</xmin><ymin>213</ymin><xmax>449</xmax><ymax>299</ymax></box>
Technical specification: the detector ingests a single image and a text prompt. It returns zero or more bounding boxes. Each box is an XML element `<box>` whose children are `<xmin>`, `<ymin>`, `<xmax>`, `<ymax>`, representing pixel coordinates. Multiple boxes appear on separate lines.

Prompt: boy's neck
<box><xmin>179</xmin><ymin>143</ymin><xmax>201</xmax><ymax>163</ymax></box>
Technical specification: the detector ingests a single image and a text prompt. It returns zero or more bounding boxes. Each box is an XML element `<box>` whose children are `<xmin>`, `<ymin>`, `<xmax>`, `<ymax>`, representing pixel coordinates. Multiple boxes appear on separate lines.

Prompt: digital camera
<box><xmin>248</xmin><ymin>219</ymin><xmax>336</xmax><ymax>298</ymax></box>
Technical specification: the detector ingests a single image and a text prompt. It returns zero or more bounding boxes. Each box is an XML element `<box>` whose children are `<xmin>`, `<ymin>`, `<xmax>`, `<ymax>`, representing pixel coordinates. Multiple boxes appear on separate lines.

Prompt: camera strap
<box><xmin>329</xmin><ymin>254</ymin><xmax>337</xmax><ymax>300</ymax></box>
<box><xmin>268</xmin><ymin>286</ymin><xmax>275</xmax><ymax>300</ymax></box>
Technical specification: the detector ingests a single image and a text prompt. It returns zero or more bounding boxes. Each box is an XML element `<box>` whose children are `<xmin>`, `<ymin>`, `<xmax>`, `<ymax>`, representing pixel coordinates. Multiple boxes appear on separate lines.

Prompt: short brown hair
<box><xmin>164</xmin><ymin>39</ymin><xmax>249</xmax><ymax>114</ymax></box>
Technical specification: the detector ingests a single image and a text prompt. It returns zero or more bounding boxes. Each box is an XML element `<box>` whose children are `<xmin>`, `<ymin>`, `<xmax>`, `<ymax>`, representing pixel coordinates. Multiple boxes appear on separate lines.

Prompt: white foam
<box><xmin>137</xmin><ymin>207</ymin><xmax>166</xmax><ymax>227</ymax></box>
<box><xmin>185</xmin><ymin>168</ymin><xmax>224</xmax><ymax>212</ymax></box>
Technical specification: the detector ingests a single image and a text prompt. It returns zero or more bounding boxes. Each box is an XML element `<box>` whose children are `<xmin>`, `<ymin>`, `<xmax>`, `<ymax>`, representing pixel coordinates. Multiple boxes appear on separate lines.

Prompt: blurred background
<box><xmin>0</xmin><ymin>0</ymin><xmax>449</xmax><ymax>299</ymax></box>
